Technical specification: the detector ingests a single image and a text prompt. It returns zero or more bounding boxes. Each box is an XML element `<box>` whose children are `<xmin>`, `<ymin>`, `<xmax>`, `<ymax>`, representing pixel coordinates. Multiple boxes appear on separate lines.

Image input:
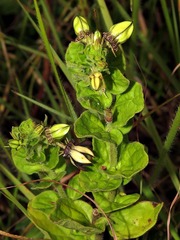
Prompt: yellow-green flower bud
<box><xmin>90</xmin><ymin>72</ymin><xmax>103</xmax><ymax>91</ymax></box>
<box><xmin>45</xmin><ymin>124</ymin><xmax>70</xmax><ymax>143</ymax></box>
<box><xmin>34</xmin><ymin>124</ymin><xmax>44</xmax><ymax>135</ymax></box>
<box><xmin>109</xmin><ymin>21</ymin><xmax>133</xmax><ymax>44</ymax></box>
<box><xmin>73</xmin><ymin>16</ymin><xmax>90</xmax><ymax>36</ymax></box>
<box><xmin>93</xmin><ymin>31</ymin><xmax>102</xmax><ymax>44</ymax></box>
<box><xmin>9</xmin><ymin>139</ymin><xmax>22</xmax><ymax>149</ymax></box>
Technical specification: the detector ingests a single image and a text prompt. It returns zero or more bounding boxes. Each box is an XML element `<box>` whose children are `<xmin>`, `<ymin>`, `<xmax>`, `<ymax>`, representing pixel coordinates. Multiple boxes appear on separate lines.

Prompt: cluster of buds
<box><xmin>45</xmin><ymin>124</ymin><xmax>94</xmax><ymax>168</ymax></box>
<box><xmin>8</xmin><ymin>118</ymin><xmax>94</xmax><ymax>169</ymax></box>
<box><xmin>8</xmin><ymin>122</ymin><xmax>44</xmax><ymax>150</ymax></box>
<box><xmin>73</xmin><ymin>16</ymin><xmax>133</xmax><ymax>53</ymax></box>
<box><xmin>73</xmin><ymin>16</ymin><xmax>134</xmax><ymax>93</ymax></box>
<box><xmin>73</xmin><ymin>16</ymin><xmax>103</xmax><ymax>45</ymax></box>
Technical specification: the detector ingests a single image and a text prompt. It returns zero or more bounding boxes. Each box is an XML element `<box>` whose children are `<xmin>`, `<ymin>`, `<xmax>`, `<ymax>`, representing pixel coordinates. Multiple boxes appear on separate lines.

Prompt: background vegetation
<box><xmin>0</xmin><ymin>0</ymin><xmax>179</xmax><ymax>239</ymax></box>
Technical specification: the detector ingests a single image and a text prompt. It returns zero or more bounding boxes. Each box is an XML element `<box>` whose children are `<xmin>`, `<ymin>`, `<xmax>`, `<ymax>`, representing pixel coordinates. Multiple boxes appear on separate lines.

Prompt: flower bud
<box><xmin>34</xmin><ymin>124</ymin><xmax>44</xmax><ymax>136</ymax></box>
<box><xmin>9</xmin><ymin>139</ymin><xmax>22</xmax><ymax>149</ymax></box>
<box><xmin>73</xmin><ymin>16</ymin><xmax>90</xmax><ymax>36</ymax></box>
<box><xmin>10</xmin><ymin>127</ymin><xmax>19</xmax><ymax>139</ymax></box>
<box><xmin>93</xmin><ymin>31</ymin><xmax>102</xmax><ymax>44</ymax></box>
<box><xmin>90</xmin><ymin>72</ymin><xmax>104</xmax><ymax>91</ymax></box>
<box><xmin>45</xmin><ymin>124</ymin><xmax>70</xmax><ymax>143</ymax></box>
<box><xmin>109</xmin><ymin>21</ymin><xmax>133</xmax><ymax>44</ymax></box>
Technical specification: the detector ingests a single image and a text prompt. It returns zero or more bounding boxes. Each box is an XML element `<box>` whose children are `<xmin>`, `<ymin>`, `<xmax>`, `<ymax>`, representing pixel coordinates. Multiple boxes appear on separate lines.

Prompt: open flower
<box><xmin>58</xmin><ymin>140</ymin><xmax>94</xmax><ymax>168</ymax></box>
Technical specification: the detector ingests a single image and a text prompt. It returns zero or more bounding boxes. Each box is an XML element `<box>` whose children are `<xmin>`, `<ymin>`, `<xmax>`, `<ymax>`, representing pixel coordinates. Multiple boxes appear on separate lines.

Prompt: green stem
<box><xmin>41</xmin><ymin>0</ymin><xmax>65</xmax><ymax>57</ymax></box>
<box><xmin>34</xmin><ymin>0</ymin><xmax>77</xmax><ymax>122</ymax></box>
<box><xmin>56</xmin><ymin>185</ymin><xmax>67</xmax><ymax>198</ymax></box>
<box><xmin>160</xmin><ymin>105</ymin><xmax>180</xmax><ymax>190</ymax></box>
<box><xmin>144</xmin><ymin>105</ymin><xmax>180</xmax><ymax>191</ymax></box>
<box><xmin>164</xmin><ymin>105</ymin><xmax>180</xmax><ymax>152</ymax></box>
<box><xmin>0</xmin><ymin>175</ymin><xmax>28</xmax><ymax>217</ymax></box>
<box><xmin>142</xmin><ymin>105</ymin><xmax>163</xmax><ymax>154</ymax></box>
<box><xmin>16</xmin><ymin>77</ymin><xmax>30</xmax><ymax>118</ymax></box>
<box><xmin>0</xmin><ymin>164</ymin><xmax>34</xmax><ymax>200</ymax></box>
<box><xmin>96</xmin><ymin>0</ymin><xmax>113</xmax><ymax>30</ymax></box>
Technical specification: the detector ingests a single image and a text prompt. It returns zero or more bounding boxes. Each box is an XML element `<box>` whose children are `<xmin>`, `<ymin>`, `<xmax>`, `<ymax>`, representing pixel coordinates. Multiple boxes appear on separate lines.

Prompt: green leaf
<box><xmin>78</xmin><ymin>170</ymin><xmax>122</xmax><ymax>192</ymax></box>
<box><xmin>11</xmin><ymin>147</ymin><xmax>44</xmax><ymax>174</ymax></box>
<box><xmin>109</xmin><ymin>128</ymin><xmax>123</xmax><ymax>145</ymax></box>
<box><xmin>65</xmin><ymin>42</ymin><xmax>89</xmax><ymax>82</ymax></box>
<box><xmin>117</xmin><ymin>142</ymin><xmax>148</xmax><ymax>178</ymax></box>
<box><xmin>28</xmin><ymin>191</ymin><xmax>100</xmax><ymax>239</ymax></box>
<box><xmin>75</xmin><ymin>111</ymin><xmax>122</xmax><ymax>144</ymax></box>
<box><xmin>53</xmin><ymin>195</ymin><xmax>105</xmax><ymax>235</ymax></box>
<box><xmin>76</xmin><ymin>81</ymin><xmax>113</xmax><ymax>113</ymax></box>
<box><xmin>29</xmin><ymin>190</ymin><xmax>58</xmax><ymax>214</ymax></box>
<box><xmin>103</xmin><ymin>126</ymin><xmax>123</xmax><ymax>145</ymax></box>
<box><xmin>117</xmin><ymin>120</ymin><xmax>132</xmax><ymax>135</ymax></box>
<box><xmin>93</xmin><ymin>139</ymin><xmax>118</xmax><ymax>169</ymax></box>
<box><xmin>18</xmin><ymin>118</ymin><xmax>35</xmax><ymax>135</ymax></box>
<box><xmin>29</xmin><ymin>147</ymin><xmax>46</xmax><ymax>163</ymax></box>
<box><xmin>52</xmin><ymin>198</ymin><xmax>93</xmax><ymax>225</ymax></box>
<box><xmin>45</xmin><ymin>145</ymin><xmax>60</xmax><ymax>169</ymax></box>
<box><xmin>52</xmin><ymin>197</ymin><xmax>104</xmax><ymax>235</ymax></box>
<box><xmin>105</xmin><ymin>69</ymin><xmax>129</xmax><ymax>95</ymax></box>
<box><xmin>75</xmin><ymin>111</ymin><xmax>104</xmax><ymax>137</ymax></box>
<box><xmin>93</xmin><ymin>217</ymin><xmax>107</xmax><ymax>232</ymax></box>
<box><xmin>93</xmin><ymin>192</ymin><xmax>140</xmax><ymax>213</ymax></box>
<box><xmin>28</xmin><ymin>201</ymin><xmax>81</xmax><ymax>240</ymax></box>
<box><xmin>109</xmin><ymin>201</ymin><xmax>163</xmax><ymax>239</ymax></box>
<box><xmin>66</xmin><ymin>174</ymin><xmax>85</xmax><ymax>200</ymax></box>
<box><xmin>55</xmin><ymin>219</ymin><xmax>103</xmax><ymax>236</ymax></box>
<box><xmin>113</xmin><ymin>82</ymin><xmax>144</xmax><ymax>127</ymax></box>
<box><xmin>106</xmin><ymin>48</ymin><xmax>126</xmax><ymax>73</ymax></box>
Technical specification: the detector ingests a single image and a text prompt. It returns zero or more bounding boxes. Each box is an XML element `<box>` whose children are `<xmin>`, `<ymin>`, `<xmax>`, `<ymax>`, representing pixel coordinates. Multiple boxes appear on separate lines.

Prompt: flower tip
<box><xmin>110</xmin><ymin>21</ymin><xmax>134</xmax><ymax>44</ymax></box>
<box><xmin>73</xmin><ymin>16</ymin><xmax>90</xmax><ymax>35</ymax></box>
<box><xmin>46</xmin><ymin>124</ymin><xmax>70</xmax><ymax>142</ymax></box>
<box><xmin>9</xmin><ymin>139</ymin><xmax>21</xmax><ymax>149</ymax></box>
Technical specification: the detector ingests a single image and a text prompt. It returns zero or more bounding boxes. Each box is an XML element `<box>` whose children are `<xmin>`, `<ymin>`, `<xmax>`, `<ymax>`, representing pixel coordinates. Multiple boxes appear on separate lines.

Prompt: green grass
<box><xmin>0</xmin><ymin>0</ymin><xmax>179</xmax><ymax>239</ymax></box>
